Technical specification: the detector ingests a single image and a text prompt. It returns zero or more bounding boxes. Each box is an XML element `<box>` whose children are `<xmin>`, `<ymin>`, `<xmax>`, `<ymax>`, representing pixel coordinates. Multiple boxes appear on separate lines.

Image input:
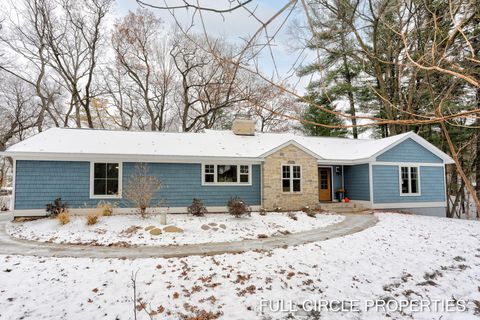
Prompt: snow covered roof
<box><xmin>1</xmin><ymin>127</ymin><xmax>453</xmax><ymax>164</ymax></box>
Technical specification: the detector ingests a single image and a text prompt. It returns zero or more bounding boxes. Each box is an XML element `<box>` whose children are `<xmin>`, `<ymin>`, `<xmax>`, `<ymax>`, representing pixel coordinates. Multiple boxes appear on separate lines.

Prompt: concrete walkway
<box><xmin>0</xmin><ymin>213</ymin><xmax>377</xmax><ymax>259</ymax></box>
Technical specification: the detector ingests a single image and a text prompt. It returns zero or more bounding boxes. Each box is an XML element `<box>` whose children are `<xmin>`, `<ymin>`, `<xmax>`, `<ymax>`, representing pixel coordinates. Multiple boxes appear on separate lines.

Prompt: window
<box><xmin>90</xmin><ymin>162</ymin><xmax>122</xmax><ymax>198</ymax></box>
<box><xmin>204</xmin><ymin>165</ymin><xmax>215</xmax><ymax>183</ymax></box>
<box><xmin>282</xmin><ymin>165</ymin><xmax>301</xmax><ymax>192</ymax></box>
<box><xmin>400</xmin><ymin>166</ymin><xmax>420</xmax><ymax>195</ymax></box>
<box><xmin>217</xmin><ymin>165</ymin><xmax>237</xmax><ymax>183</ymax></box>
<box><xmin>202</xmin><ymin>164</ymin><xmax>251</xmax><ymax>185</ymax></box>
<box><xmin>240</xmin><ymin>165</ymin><xmax>249</xmax><ymax>183</ymax></box>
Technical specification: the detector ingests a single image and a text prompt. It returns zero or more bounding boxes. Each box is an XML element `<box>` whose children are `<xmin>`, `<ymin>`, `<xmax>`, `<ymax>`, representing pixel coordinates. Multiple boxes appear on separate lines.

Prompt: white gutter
<box><xmin>4</xmin><ymin>152</ymin><xmax>264</xmax><ymax>164</ymax></box>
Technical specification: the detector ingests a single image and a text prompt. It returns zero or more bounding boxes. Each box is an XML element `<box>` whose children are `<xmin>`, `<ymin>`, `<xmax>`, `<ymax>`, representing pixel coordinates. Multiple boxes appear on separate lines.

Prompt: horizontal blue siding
<box><xmin>332</xmin><ymin>166</ymin><xmax>343</xmax><ymax>200</ymax></box>
<box><xmin>372</xmin><ymin>165</ymin><xmax>445</xmax><ymax>203</ymax></box>
<box><xmin>376</xmin><ymin>138</ymin><xmax>443</xmax><ymax>163</ymax></box>
<box><xmin>122</xmin><ymin>163</ymin><xmax>261</xmax><ymax>207</ymax></box>
<box><xmin>343</xmin><ymin>164</ymin><xmax>370</xmax><ymax>201</ymax></box>
<box><xmin>15</xmin><ymin>160</ymin><xmax>261</xmax><ymax>210</ymax></box>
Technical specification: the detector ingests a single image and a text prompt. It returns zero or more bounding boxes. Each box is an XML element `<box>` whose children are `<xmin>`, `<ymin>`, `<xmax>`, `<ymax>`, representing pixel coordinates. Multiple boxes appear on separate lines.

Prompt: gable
<box><xmin>260</xmin><ymin>140</ymin><xmax>322</xmax><ymax>160</ymax></box>
<box><xmin>375</xmin><ymin>138</ymin><xmax>443</xmax><ymax>163</ymax></box>
<box><xmin>265</xmin><ymin>143</ymin><xmax>318</xmax><ymax>161</ymax></box>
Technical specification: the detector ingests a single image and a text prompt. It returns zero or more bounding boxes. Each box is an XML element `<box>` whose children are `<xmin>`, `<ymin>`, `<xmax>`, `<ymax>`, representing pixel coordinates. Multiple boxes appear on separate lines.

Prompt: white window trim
<box><xmin>89</xmin><ymin>161</ymin><xmax>123</xmax><ymax>199</ymax></box>
<box><xmin>201</xmin><ymin>164</ymin><xmax>252</xmax><ymax>186</ymax></box>
<box><xmin>398</xmin><ymin>165</ymin><xmax>421</xmax><ymax>196</ymax></box>
<box><xmin>281</xmin><ymin>164</ymin><xmax>302</xmax><ymax>193</ymax></box>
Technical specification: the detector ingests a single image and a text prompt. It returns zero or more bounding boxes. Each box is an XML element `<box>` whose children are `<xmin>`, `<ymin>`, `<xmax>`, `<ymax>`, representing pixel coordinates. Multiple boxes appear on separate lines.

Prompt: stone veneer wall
<box><xmin>262</xmin><ymin>144</ymin><xmax>319</xmax><ymax>211</ymax></box>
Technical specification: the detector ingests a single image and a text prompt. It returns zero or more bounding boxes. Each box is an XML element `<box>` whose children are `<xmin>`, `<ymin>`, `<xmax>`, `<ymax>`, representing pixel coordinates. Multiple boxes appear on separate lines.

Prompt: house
<box><xmin>0</xmin><ymin>119</ymin><xmax>454</xmax><ymax>217</ymax></box>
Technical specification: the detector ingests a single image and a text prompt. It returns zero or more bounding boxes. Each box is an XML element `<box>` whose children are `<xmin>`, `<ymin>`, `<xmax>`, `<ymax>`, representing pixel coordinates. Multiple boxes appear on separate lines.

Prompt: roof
<box><xmin>0</xmin><ymin>127</ymin><xmax>454</xmax><ymax>164</ymax></box>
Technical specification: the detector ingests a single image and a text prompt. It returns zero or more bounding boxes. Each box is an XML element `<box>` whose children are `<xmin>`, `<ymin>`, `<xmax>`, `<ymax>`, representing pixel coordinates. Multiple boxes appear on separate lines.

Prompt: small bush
<box><xmin>86</xmin><ymin>213</ymin><xmax>99</xmax><ymax>226</ymax></box>
<box><xmin>57</xmin><ymin>210</ymin><xmax>71</xmax><ymax>225</ymax></box>
<box><xmin>259</xmin><ymin>208</ymin><xmax>267</xmax><ymax>216</ymax></box>
<box><xmin>46</xmin><ymin>198</ymin><xmax>68</xmax><ymax>217</ymax></box>
<box><xmin>97</xmin><ymin>201</ymin><xmax>114</xmax><ymax>216</ymax></box>
<box><xmin>187</xmin><ymin>198</ymin><xmax>207</xmax><ymax>217</ymax></box>
<box><xmin>287</xmin><ymin>212</ymin><xmax>298</xmax><ymax>221</ymax></box>
<box><xmin>302</xmin><ymin>206</ymin><xmax>316</xmax><ymax>218</ymax></box>
<box><xmin>227</xmin><ymin>196</ymin><xmax>251</xmax><ymax>218</ymax></box>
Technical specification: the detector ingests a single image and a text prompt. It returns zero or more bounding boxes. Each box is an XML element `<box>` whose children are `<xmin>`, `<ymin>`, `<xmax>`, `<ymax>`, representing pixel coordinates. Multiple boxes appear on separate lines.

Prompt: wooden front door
<box><xmin>318</xmin><ymin>168</ymin><xmax>332</xmax><ymax>201</ymax></box>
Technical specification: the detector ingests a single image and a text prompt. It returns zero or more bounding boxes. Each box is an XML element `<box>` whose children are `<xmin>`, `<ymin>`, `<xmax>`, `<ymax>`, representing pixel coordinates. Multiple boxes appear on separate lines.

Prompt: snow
<box><xmin>0</xmin><ymin>195</ymin><xmax>10</xmax><ymax>211</ymax></box>
<box><xmin>1</xmin><ymin>212</ymin><xmax>479</xmax><ymax>319</ymax></box>
<box><xmin>2</xmin><ymin>127</ymin><xmax>439</xmax><ymax>162</ymax></box>
<box><xmin>6</xmin><ymin>212</ymin><xmax>343</xmax><ymax>246</ymax></box>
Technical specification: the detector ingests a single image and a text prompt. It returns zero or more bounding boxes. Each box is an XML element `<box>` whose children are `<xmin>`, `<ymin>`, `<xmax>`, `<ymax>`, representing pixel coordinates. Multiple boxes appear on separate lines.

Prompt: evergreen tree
<box><xmin>301</xmin><ymin>92</ymin><xmax>347</xmax><ymax>137</ymax></box>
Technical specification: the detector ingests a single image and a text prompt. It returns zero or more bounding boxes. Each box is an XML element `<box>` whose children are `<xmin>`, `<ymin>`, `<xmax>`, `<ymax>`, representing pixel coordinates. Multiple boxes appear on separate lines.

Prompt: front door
<box><xmin>318</xmin><ymin>168</ymin><xmax>332</xmax><ymax>201</ymax></box>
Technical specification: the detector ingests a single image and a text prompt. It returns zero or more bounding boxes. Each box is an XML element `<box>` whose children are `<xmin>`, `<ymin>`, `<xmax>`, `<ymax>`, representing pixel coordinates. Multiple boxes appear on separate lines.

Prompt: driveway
<box><xmin>0</xmin><ymin>212</ymin><xmax>377</xmax><ymax>259</ymax></box>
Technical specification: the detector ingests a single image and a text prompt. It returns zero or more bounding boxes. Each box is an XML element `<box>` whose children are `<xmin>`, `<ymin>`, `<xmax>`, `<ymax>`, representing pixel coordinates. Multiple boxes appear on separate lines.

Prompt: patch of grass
<box><xmin>97</xmin><ymin>201</ymin><xmax>114</xmax><ymax>216</ymax></box>
<box><xmin>453</xmin><ymin>256</ymin><xmax>466</xmax><ymax>262</ymax></box>
<box><xmin>86</xmin><ymin>213</ymin><xmax>99</xmax><ymax>226</ymax></box>
<box><xmin>57</xmin><ymin>210</ymin><xmax>71</xmax><ymax>225</ymax></box>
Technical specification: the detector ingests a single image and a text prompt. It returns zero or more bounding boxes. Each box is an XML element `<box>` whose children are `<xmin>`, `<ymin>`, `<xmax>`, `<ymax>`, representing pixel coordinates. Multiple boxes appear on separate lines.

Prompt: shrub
<box><xmin>97</xmin><ymin>201</ymin><xmax>114</xmax><ymax>216</ymax></box>
<box><xmin>46</xmin><ymin>198</ymin><xmax>68</xmax><ymax>217</ymax></box>
<box><xmin>306</xmin><ymin>211</ymin><xmax>316</xmax><ymax>218</ymax></box>
<box><xmin>86</xmin><ymin>213</ymin><xmax>99</xmax><ymax>226</ymax></box>
<box><xmin>124</xmin><ymin>164</ymin><xmax>162</xmax><ymax>218</ymax></box>
<box><xmin>259</xmin><ymin>208</ymin><xmax>267</xmax><ymax>216</ymax></box>
<box><xmin>227</xmin><ymin>196</ymin><xmax>251</xmax><ymax>218</ymax></box>
<box><xmin>302</xmin><ymin>206</ymin><xmax>316</xmax><ymax>218</ymax></box>
<box><xmin>57</xmin><ymin>210</ymin><xmax>71</xmax><ymax>225</ymax></box>
<box><xmin>287</xmin><ymin>212</ymin><xmax>298</xmax><ymax>221</ymax></box>
<box><xmin>187</xmin><ymin>198</ymin><xmax>207</xmax><ymax>217</ymax></box>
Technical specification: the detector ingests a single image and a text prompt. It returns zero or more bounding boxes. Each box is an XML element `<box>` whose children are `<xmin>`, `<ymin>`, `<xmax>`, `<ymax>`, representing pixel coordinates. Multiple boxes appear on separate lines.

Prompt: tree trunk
<box><xmin>440</xmin><ymin>121</ymin><xmax>480</xmax><ymax>219</ymax></box>
<box><xmin>476</xmin><ymin>95</ymin><xmax>480</xmax><ymax>217</ymax></box>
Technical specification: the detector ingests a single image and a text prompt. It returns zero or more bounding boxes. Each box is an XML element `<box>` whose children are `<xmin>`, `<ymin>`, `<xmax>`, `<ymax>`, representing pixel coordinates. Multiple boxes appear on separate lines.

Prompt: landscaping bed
<box><xmin>6</xmin><ymin>212</ymin><xmax>344</xmax><ymax>247</ymax></box>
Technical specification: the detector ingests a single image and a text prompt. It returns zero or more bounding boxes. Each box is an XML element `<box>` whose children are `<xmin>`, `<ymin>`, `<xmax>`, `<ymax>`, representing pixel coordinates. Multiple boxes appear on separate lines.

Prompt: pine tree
<box><xmin>301</xmin><ymin>93</ymin><xmax>347</xmax><ymax>137</ymax></box>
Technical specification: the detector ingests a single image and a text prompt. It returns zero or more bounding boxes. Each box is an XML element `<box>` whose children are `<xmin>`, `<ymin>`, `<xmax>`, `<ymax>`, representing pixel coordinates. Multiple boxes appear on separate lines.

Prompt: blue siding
<box><xmin>376</xmin><ymin>138</ymin><xmax>443</xmax><ymax>163</ymax></box>
<box><xmin>122</xmin><ymin>163</ymin><xmax>261</xmax><ymax>207</ymax></box>
<box><xmin>15</xmin><ymin>160</ymin><xmax>261</xmax><ymax>210</ymax></box>
<box><xmin>332</xmin><ymin>166</ymin><xmax>343</xmax><ymax>200</ymax></box>
<box><xmin>343</xmin><ymin>164</ymin><xmax>370</xmax><ymax>201</ymax></box>
<box><xmin>372</xmin><ymin>165</ymin><xmax>445</xmax><ymax>203</ymax></box>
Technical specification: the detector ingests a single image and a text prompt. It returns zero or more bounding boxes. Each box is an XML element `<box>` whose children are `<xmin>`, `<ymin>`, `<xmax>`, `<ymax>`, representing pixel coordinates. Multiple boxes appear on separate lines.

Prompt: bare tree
<box><xmin>44</xmin><ymin>0</ymin><xmax>113</xmax><ymax>128</ymax></box>
<box><xmin>111</xmin><ymin>8</ymin><xmax>175</xmax><ymax>131</ymax></box>
<box><xmin>170</xmin><ymin>34</ymin><xmax>247</xmax><ymax>132</ymax></box>
<box><xmin>124</xmin><ymin>164</ymin><xmax>162</xmax><ymax>218</ymax></box>
<box><xmin>0</xmin><ymin>0</ymin><xmax>62</xmax><ymax>131</ymax></box>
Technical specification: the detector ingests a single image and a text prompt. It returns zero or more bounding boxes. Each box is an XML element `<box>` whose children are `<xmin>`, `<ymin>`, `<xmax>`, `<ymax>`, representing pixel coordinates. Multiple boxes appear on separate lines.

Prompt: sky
<box><xmin>114</xmin><ymin>0</ymin><xmax>312</xmax><ymax>92</ymax></box>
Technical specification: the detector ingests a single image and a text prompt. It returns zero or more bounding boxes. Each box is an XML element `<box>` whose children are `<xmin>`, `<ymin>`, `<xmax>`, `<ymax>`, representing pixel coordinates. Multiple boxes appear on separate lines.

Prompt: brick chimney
<box><xmin>232</xmin><ymin>118</ymin><xmax>255</xmax><ymax>136</ymax></box>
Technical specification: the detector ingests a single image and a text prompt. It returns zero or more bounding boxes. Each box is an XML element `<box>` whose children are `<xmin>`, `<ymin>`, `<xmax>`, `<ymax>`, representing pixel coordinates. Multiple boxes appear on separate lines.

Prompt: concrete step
<box><xmin>318</xmin><ymin>202</ymin><xmax>367</xmax><ymax>213</ymax></box>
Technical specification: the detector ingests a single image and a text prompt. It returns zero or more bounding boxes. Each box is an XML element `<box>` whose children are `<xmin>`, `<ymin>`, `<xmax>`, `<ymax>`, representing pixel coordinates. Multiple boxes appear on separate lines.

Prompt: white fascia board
<box><xmin>8</xmin><ymin>152</ymin><xmax>263</xmax><ymax>164</ymax></box>
<box><xmin>317</xmin><ymin>159</ymin><xmax>370</xmax><ymax>165</ymax></box>
<box><xmin>259</xmin><ymin>140</ymin><xmax>323</xmax><ymax>160</ymax></box>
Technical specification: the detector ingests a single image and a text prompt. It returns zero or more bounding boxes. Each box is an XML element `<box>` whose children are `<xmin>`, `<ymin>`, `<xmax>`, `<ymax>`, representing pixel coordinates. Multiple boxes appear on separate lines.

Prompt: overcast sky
<box><xmin>114</xmin><ymin>0</ymin><xmax>311</xmax><ymax>91</ymax></box>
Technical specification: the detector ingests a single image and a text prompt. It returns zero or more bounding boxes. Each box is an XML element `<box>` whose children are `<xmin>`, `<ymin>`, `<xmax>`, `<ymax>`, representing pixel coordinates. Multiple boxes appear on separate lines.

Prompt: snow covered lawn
<box><xmin>6</xmin><ymin>212</ymin><xmax>343</xmax><ymax>246</ymax></box>
<box><xmin>1</xmin><ymin>212</ymin><xmax>479</xmax><ymax>320</ymax></box>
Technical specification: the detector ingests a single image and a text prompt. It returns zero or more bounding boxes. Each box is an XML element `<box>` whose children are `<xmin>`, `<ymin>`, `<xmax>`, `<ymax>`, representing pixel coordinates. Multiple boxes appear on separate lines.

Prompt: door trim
<box><xmin>318</xmin><ymin>166</ymin><xmax>334</xmax><ymax>201</ymax></box>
